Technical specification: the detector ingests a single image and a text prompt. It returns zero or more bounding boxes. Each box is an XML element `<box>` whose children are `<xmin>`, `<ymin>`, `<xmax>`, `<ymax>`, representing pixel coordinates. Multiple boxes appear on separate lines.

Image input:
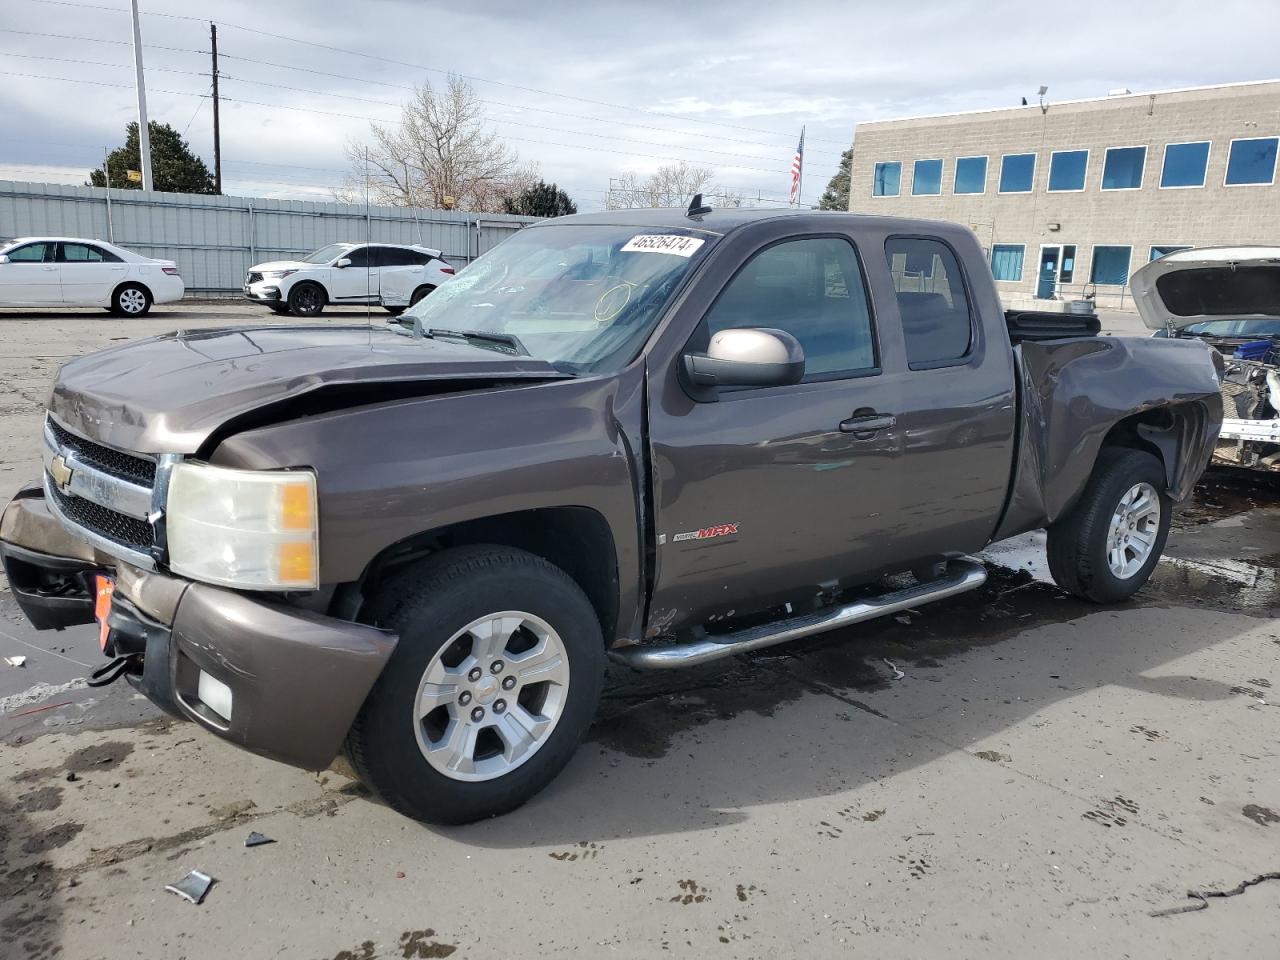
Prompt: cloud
<box><xmin>0</xmin><ymin>0</ymin><xmax>1276</xmax><ymax>210</ymax></box>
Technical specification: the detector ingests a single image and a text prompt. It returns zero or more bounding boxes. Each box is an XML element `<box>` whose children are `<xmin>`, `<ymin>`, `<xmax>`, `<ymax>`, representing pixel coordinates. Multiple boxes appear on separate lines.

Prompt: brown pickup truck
<box><xmin>1</xmin><ymin>205</ymin><xmax>1223</xmax><ymax>824</ymax></box>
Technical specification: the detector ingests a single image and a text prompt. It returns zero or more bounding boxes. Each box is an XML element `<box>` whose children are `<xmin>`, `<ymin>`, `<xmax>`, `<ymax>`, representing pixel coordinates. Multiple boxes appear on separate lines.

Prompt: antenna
<box><xmin>686</xmin><ymin>193</ymin><xmax>712</xmax><ymax>218</ymax></box>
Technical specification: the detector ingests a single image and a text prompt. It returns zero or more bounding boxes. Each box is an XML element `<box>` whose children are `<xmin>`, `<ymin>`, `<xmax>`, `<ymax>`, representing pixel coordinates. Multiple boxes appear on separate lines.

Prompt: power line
<box><xmin>217</xmin><ymin>74</ymin><xmax>799</xmax><ymax>168</ymax></box>
<box><xmin>0</xmin><ymin>28</ymin><xmax>203</xmax><ymax>56</ymax></box>
<box><xmin>0</xmin><ymin>69</ymin><xmax>205</xmax><ymax>98</ymax></box>
<box><xmin>215</xmin><ymin>51</ymin><xmax>843</xmax><ymax>159</ymax></box>
<box><xmin>0</xmin><ymin>51</ymin><xmax>206</xmax><ymax>76</ymax></box>
<box><xmin>218</xmin><ymin>95</ymin><xmax>788</xmax><ymax>176</ymax></box>
<box><xmin>214</xmin><ymin>22</ymin><xmax>843</xmax><ymax>146</ymax></box>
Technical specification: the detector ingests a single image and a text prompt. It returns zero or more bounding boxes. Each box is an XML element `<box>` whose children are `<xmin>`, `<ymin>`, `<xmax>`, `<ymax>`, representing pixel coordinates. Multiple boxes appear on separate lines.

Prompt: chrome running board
<box><xmin>611</xmin><ymin>558</ymin><xmax>988</xmax><ymax>670</ymax></box>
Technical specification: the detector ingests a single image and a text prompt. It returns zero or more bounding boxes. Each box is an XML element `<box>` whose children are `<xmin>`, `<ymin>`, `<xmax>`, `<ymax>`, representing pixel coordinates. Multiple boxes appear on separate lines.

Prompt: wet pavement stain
<box><xmin>15</xmin><ymin>786</ymin><xmax>62</xmax><ymax>813</ymax></box>
<box><xmin>20</xmin><ymin>821</ymin><xmax>83</xmax><ymax>855</ymax></box>
<box><xmin>63</xmin><ymin>741</ymin><xmax>133</xmax><ymax>773</ymax></box>
<box><xmin>669</xmin><ymin>878</ymin><xmax>709</xmax><ymax>904</ymax></box>
<box><xmin>399</xmin><ymin>929</ymin><xmax>457</xmax><ymax>958</ymax></box>
<box><xmin>974</xmin><ymin>750</ymin><xmax>1012</xmax><ymax>763</ymax></box>
<box><xmin>1174</xmin><ymin>471</ymin><xmax>1275</xmax><ymax>527</ymax></box>
<box><xmin>1242</xmin><ymin>804</ymin><xmax>1280</xmax><ymax>827</ymax></box>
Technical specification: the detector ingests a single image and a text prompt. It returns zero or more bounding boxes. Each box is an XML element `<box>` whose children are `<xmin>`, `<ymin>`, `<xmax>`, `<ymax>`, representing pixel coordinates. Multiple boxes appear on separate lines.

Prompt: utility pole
<box><xmin>210</xmin><ymin>22</ymin><xmax>221</xmax><ymax>194</ymax></box>
<box><xmin>129</xmin><ymin>0</ymin><xmax>153</xmax><ymax>191</ymax></box>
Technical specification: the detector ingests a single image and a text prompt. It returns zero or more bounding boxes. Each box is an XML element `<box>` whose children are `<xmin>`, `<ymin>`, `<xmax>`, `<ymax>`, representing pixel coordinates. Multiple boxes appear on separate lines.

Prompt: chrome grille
<box><xmin>47</xmin><ymin>418</ymin><xmax>156</xmax><ymax>486</ymax></box>
<box><xmin>48</xmin><ymin>483</ymin><xmax>153</xmax><ymax>551</ymax></box>
<box><xmin>43</xmin><ymin>416</ymin><xmax>168</xmax><ymax>569</ymax></box>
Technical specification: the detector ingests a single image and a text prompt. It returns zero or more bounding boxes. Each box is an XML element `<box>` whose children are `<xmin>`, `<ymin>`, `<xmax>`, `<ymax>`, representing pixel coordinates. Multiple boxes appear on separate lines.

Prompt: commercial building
<box><xmin>848</xmin><ymin>80</ymin><xmax>1280</xmax><ymax>308</ymax></box>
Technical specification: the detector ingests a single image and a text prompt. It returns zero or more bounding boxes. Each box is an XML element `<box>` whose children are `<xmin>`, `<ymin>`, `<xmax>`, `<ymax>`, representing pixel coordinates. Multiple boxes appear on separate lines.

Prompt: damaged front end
<box><xmin>1216</xmin><ymin>347</ymin><xmax>1280</xmax><ymax>471</ymax></box>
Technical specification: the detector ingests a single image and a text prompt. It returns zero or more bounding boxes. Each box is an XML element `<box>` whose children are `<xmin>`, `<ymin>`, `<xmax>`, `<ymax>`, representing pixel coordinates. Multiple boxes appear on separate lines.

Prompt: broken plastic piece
<box><xmin>4</xmin><ymin>655</ymin><xmax>27</xmax><ymax>667</ymax></box>
<box><xmin>165</xmin><ymin>870</ymin><xmax>214</xmax><ymax>904</ymax></box>
<box><xmin>244</xmin><ymin>831</ymin><xmax>274</xmax><ymax>848</ymax></box>
<box><xmin>883</xmin><ymin>659</ymin><xmax>905</xmax><ymax>680</ymax></box>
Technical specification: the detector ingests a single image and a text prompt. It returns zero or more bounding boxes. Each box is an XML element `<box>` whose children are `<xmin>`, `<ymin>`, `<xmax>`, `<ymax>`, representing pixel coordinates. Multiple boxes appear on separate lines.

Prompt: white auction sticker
<box><xmin>620</xmin><ymin>235</ymin><xmax>706</xmax><ymax>257</ymax></box>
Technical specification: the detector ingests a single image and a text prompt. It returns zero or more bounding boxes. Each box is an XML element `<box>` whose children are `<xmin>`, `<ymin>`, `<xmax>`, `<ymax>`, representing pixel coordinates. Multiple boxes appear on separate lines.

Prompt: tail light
<box><xmin>440</xmin><ymin>266</ymin><xmax>455</xmax><ymax>275</ymax></box>
<box><xmin>163</xmin><ymin>266</ymin><xmax>180</xmax><ymax>276</ymax></box>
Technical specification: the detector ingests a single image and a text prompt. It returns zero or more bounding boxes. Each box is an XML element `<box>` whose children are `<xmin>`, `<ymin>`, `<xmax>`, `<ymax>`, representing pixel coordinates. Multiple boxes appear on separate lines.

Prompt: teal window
<box><xmin>954</xmin><ymin>156</ymin><xmax>987</xmax><ymax>194</ymax></box>
<box><xmin>1225</xmin><ymin>137</ymin><xmax>1278</xmax><ymax>185</ymax></box>
<box><xmin>1160</xmin><ymin>142</ymin><xmax>1210</xmax><ymax>188</ymax></box>
<box><xmin>1048</xmin><ymin>150</ymin><xmax>1088</xmax><ymax>191</ymax></box>
<box><xmin>1091</xmin><ymin>246</ymin><xmax>1132</xmax><ymax>285</ymax></box>
<box><xmin>1101</xmin><ymin>146</ymin><xmax>1146</xmax><ymax>190</ymax></box>
<box><xmin>912</xmin><ymin>159</ymin><xmax>943</xmax><ymax>195</ymax></box>
<box><xmin>1150</xmin><ymin>245</ymin><xmax>1191</xmax><ymax>261</ymax></box>
<box><xmin>873</xmin><ymin>161</ymin><xmax>901</xmax><ymax>197</ymax></box>
<box><xmin>999</xmin><ymin>153</ymin><xmax>1036</xmax><ymax>193</ymax></box>
<box><xmin>990</xmin><ymin>244</ymin><xmax>1024</xmax><ymax>281</ymax></box>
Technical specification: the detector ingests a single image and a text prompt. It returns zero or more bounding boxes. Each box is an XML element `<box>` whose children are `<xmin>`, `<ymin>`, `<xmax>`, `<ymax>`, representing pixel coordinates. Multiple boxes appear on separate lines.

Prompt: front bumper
<box><xmin>1</xmin><ymin>489</ymin><xmax>396</xmax><ymax>770</ymax></box>
<box><xmin>242</xmin><ymin>280</ymin><xmax>283</xmax><ymax>302</ymax></box>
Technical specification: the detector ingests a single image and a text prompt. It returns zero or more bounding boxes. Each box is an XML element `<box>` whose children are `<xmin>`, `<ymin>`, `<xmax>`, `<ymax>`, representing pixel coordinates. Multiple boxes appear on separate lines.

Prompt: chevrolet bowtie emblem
<box><xmin>49</xmin><ymin>454</ymin><xmax>74</xmax><ymax>489</ymax></box>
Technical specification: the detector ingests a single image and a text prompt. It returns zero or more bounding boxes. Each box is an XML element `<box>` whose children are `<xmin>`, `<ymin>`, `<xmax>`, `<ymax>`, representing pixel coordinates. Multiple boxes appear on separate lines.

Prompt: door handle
<box><xmin>42</xmin><ymin>265</ymin><xmax>57</xmax><ymax>271</ymax></box>
<box><xmin>839</xmin><ymin>413</ymin><xmax>897</xmax><ymax>434</ymax></box>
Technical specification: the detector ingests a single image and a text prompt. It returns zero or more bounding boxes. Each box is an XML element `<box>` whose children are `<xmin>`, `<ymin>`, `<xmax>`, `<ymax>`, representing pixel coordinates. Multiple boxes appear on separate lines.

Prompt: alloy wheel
<box><xmin>1107</xmin><ymin>481</ymin><xmax>1161</xmax><ymax>579</ymax></box>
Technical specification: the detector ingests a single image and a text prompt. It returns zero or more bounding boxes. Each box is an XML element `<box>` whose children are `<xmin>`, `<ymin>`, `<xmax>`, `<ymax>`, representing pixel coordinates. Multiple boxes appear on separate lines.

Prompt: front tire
<box><xmin>1046</xmin><ymin>448</ymin><xmax>1171</xmax><ymax>603</ymax></box>
<box><xmin>111</xmin><ymin>283</ymin><xmax>151</xmax><ymax>316</ymax></box>
<box><xmin>346</xmin><ymin>546</ymin><xmax>605</xmax><ymax>825</ymax></box>
<box><xmin>287</xmin><ymin>282</ymin><xmax>326</xmax><ymax>317</ymax></box>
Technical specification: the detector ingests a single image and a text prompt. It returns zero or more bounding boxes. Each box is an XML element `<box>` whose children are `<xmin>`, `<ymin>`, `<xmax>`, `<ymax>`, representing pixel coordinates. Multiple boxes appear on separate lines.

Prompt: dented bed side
<box><xmin>994</xmin><ymin>336</ymin><xmax>1223</xmax><ymax>542</ymax></box>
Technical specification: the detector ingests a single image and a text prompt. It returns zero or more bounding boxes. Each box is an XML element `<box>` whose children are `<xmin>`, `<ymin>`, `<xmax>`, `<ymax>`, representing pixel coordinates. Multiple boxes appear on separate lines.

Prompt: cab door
<box><xmin>646</xmin><ymin>234</ymin><xmax>912</xmax><ymax>629</ymax></box>
<box><xmin>57</xmin><ymin>242</ymin><xmax>128</xmax><ymax>304</ymax></box>
<box><xmin>328</xmin><ymin>245</ymin><xmax>380</xmax><ymax>303</ymax></box>
<box><xmin>0</xmin><ymin>241</ymin><xmax>60</xmax><ymax>303</ymax></box>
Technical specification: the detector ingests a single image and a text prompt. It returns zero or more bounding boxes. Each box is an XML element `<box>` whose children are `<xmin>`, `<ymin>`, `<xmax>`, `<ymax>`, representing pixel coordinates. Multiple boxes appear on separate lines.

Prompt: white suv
<box><xmin>244</xmin><ymin>242</ymin><xmax>456</xmax><ymax>317</ymax></box>
<box><xmin>0</xmin><ymin>237</ymin><xmax>184</xmax><ymax>315</ymax></box>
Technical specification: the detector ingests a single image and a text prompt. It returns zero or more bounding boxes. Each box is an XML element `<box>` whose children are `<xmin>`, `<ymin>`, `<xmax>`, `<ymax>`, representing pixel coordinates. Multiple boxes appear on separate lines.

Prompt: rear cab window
<box><xmin>884</xmin><ymin>237</ymin><xmax>975</xmax><ymax>369</ymax></box>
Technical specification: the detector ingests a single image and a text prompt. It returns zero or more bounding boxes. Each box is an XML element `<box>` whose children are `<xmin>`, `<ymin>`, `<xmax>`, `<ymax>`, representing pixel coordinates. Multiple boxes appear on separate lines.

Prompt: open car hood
<box><xmin>49</xmin><ymin>324</ymin><xmax>569</xmax><ymax>454</ymax></box>
<box><xmin>1131</xmin><ymin>246</ymin><xmax>1280</xmax><ymax>331</ymax></box>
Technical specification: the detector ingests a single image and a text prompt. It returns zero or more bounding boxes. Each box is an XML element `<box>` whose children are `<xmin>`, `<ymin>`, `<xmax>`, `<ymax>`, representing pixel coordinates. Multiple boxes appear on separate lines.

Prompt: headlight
<box><xmin>262</xmin><ymin>269</ymin><xmax>297</xmax><ymax>280</ymax></box>
<box><xmin>166</xmin><ymin>463</ymin><xmax>319</xmax><ymax>590</ymax></box>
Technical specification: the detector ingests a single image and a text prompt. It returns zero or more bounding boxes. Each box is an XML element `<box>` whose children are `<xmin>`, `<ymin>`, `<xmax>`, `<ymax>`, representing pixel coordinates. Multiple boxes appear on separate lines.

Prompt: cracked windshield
<box><xmin>396</xmin><ymin>225</ymin><xmax>712</xmax><ymax>372</ymax></box>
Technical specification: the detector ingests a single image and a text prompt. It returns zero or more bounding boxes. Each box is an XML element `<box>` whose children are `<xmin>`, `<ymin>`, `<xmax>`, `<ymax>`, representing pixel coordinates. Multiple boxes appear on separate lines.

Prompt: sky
<box><xmin>0</xmin><ymin>0</ymin><xmax>1278</xmax><ymax>211</ymax></box>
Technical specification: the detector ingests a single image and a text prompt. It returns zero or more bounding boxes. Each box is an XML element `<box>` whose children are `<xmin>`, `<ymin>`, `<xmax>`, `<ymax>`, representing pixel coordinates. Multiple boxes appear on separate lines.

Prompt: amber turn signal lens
<box><xmin>280</xmin><ymin>481</ymin><xmax>315</xmax><ymax>531</ymax></box>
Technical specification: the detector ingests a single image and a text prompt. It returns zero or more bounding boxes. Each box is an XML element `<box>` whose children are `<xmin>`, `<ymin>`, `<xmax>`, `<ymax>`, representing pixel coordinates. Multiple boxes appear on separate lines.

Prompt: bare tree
<box><xmin>338</xmin><ymin>75</ymin><xmax>533</xmax><ymax>213</ymax></box>
<box><xmin>605</xmin><ymin>161</ymin><xmax>742</xmax><ymax>210</ymax></box>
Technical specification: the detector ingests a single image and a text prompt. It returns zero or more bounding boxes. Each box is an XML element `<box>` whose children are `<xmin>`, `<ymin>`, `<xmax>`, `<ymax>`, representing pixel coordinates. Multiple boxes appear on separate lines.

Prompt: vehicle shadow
<box><xmin>438</xmin><ymin>535</ymin><xmax>1279</xmax><ymax>847</ymax></box>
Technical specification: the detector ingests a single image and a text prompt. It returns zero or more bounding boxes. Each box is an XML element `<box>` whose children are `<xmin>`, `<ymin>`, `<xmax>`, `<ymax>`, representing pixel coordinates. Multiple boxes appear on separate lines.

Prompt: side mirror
<box><xmin>335</xmin><ymin>258</ymin><xmax>352</xmax><ymax>269</ymax></box>
<box><xmin>683</xmin><ymin>328</ymin><xmax>805</xmax><ymax>392</ymax></box>
<box><xmin>0</xmin><ymin>255</ymin><xmax>9</xmax><ymax>264</ymax></box>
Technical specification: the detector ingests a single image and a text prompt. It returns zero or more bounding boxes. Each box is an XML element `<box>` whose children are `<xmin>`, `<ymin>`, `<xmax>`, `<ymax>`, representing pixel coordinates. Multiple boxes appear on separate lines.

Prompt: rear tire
<box><xmin>111</xmin><ymin>283</ymin><xmax>151</xmax><ymax>317</ymax></box>
<box><xmin>409</xmin><ymin>284</ymin><xmax>435</xmax><ymax>307</ymax></box>
<box><xmin>345</xmin><ymin>546</ymin><xmax>605</xmax><ymax>825</ymax></box>
<box><xmin>1046</xmin><ymin>448</ymin><xmax>1170</xmax><ymax>603</ymax></box>
<box><xmin>287</xmin><ymin>282</ymin><xmax>326</xmax><ymax>317</ymax></box>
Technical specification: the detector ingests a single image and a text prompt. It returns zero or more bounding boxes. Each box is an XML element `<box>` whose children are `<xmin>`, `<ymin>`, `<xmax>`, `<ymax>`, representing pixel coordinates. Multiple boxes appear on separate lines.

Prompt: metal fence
<box><xmin>0</xmin><ymin>181</ymin><xmax>538</xmax><ymax>294</ymax></box>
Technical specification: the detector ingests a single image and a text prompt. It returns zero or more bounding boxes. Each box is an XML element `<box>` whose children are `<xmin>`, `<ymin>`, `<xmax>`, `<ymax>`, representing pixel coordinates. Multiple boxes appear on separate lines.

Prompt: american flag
<box><xmin>789</xmin><ymin>127</ymin><xmax>805</xmax><ymax>205</ymax></box>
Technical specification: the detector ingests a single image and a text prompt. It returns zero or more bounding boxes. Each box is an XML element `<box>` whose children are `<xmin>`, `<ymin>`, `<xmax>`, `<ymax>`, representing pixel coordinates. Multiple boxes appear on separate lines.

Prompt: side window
<box><xmin>379</xmin><ymin>247</ymin><xmax>418</xmax><ymax>267</ymax></box>
<box><xmin>343</xmin><ymin>246</ymin><xmax>370</xmax><ymax>268</ymax></box>
<box><xmin>7</xmin><ymin>242</ymin><xmax>51</xmax><ymax>263</ymax></box>
<box><xmin>705</xmin><ymin>237</ymin><xmax>876</xmax><ymax>380</ymax></box>
<box><xmin>884</xmin><ymin>237</ymin><xmax>974</xmax><ymax>368</ymax></box>
<box><xmin>411</xmin><ymin>250</ymin><xmax>435</xmax><ymax>265</ymax></box>
<box><xmin>59</xmin><ymin>243</ymin><xmax>116</xmax><ymax>263</ymax></box>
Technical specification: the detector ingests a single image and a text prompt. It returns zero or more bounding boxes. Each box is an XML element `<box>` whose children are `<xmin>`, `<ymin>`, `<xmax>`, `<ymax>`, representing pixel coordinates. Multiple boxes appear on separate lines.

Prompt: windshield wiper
<box><xmin>423</xmin><ymin>327</ymin><xmax>530</xmax><ymax>357</ymax></box>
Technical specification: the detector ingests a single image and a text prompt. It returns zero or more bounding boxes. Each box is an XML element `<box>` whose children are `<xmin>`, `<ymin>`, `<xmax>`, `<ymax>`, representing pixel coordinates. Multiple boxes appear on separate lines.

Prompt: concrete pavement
<box><xmin>2</xmin><ymin>305</ymin><xmax>1277</xmax><ymax>960</ymax></box>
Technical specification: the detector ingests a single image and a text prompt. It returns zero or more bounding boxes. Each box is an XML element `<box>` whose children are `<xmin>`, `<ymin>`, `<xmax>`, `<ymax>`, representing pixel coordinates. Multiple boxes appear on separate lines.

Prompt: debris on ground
<box><xmin>4</xmin><ymin>655</ymin><xmax>27</xmax><ymax>667</ymax></box>
<box><xmin>883</xmin><ymin>659</ymin><xmax>905</xmax><ymax>680</ymax></box>
<box><xmin>893</xmin><ymin>614</ymin><xmax>911</xmax><ymax>625</ymax></box>
<box><xmin>1149</xmin><ymin>871</ymin><xmax>1280</xmax><ymax>917</ymax></box>
<box><xmin>244</xmin><ymin>831</ymin><xmax>275</xmax><ymax>848</ymax></box>
<box><xmin>165</xmin><ymin>870</ymin><xmax>215</xmax><ymax>905</ymax></box>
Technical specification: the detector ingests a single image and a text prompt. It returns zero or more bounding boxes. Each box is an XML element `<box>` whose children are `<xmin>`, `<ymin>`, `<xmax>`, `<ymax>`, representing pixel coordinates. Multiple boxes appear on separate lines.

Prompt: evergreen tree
<box><xmin>502</xmin><ymin>180</ymin><xmax>578</xmax><ymax>217</ymax></box>
<box><xmin>819</xmin><ymin>148</ymin><xmax>853</xmax><ymax>211</ymax></box>
<box><xmin>88</xmin><ymin>121</ymin><xmax>216</xmax><ymax>194</ymax></box>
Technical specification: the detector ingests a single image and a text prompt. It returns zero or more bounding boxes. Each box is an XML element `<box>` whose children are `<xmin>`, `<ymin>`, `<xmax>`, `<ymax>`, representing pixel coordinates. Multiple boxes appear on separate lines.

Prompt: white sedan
<box><xmin>0</xmin><ymin>237</ymin><xmax>184</xmax><ymax>316</ymax></box>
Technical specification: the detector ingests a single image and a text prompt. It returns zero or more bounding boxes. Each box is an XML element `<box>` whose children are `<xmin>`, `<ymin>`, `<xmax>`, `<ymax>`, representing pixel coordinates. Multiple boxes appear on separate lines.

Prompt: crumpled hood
<box><xmin>49</xmin><ymin>325</ymin><xmax>568</xmax><ymax>454</ymax></box>
<box><xmin>1132</xmin><ymin>246</ymin><xmax>1280</xmax><ymax>331</ymax></box>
